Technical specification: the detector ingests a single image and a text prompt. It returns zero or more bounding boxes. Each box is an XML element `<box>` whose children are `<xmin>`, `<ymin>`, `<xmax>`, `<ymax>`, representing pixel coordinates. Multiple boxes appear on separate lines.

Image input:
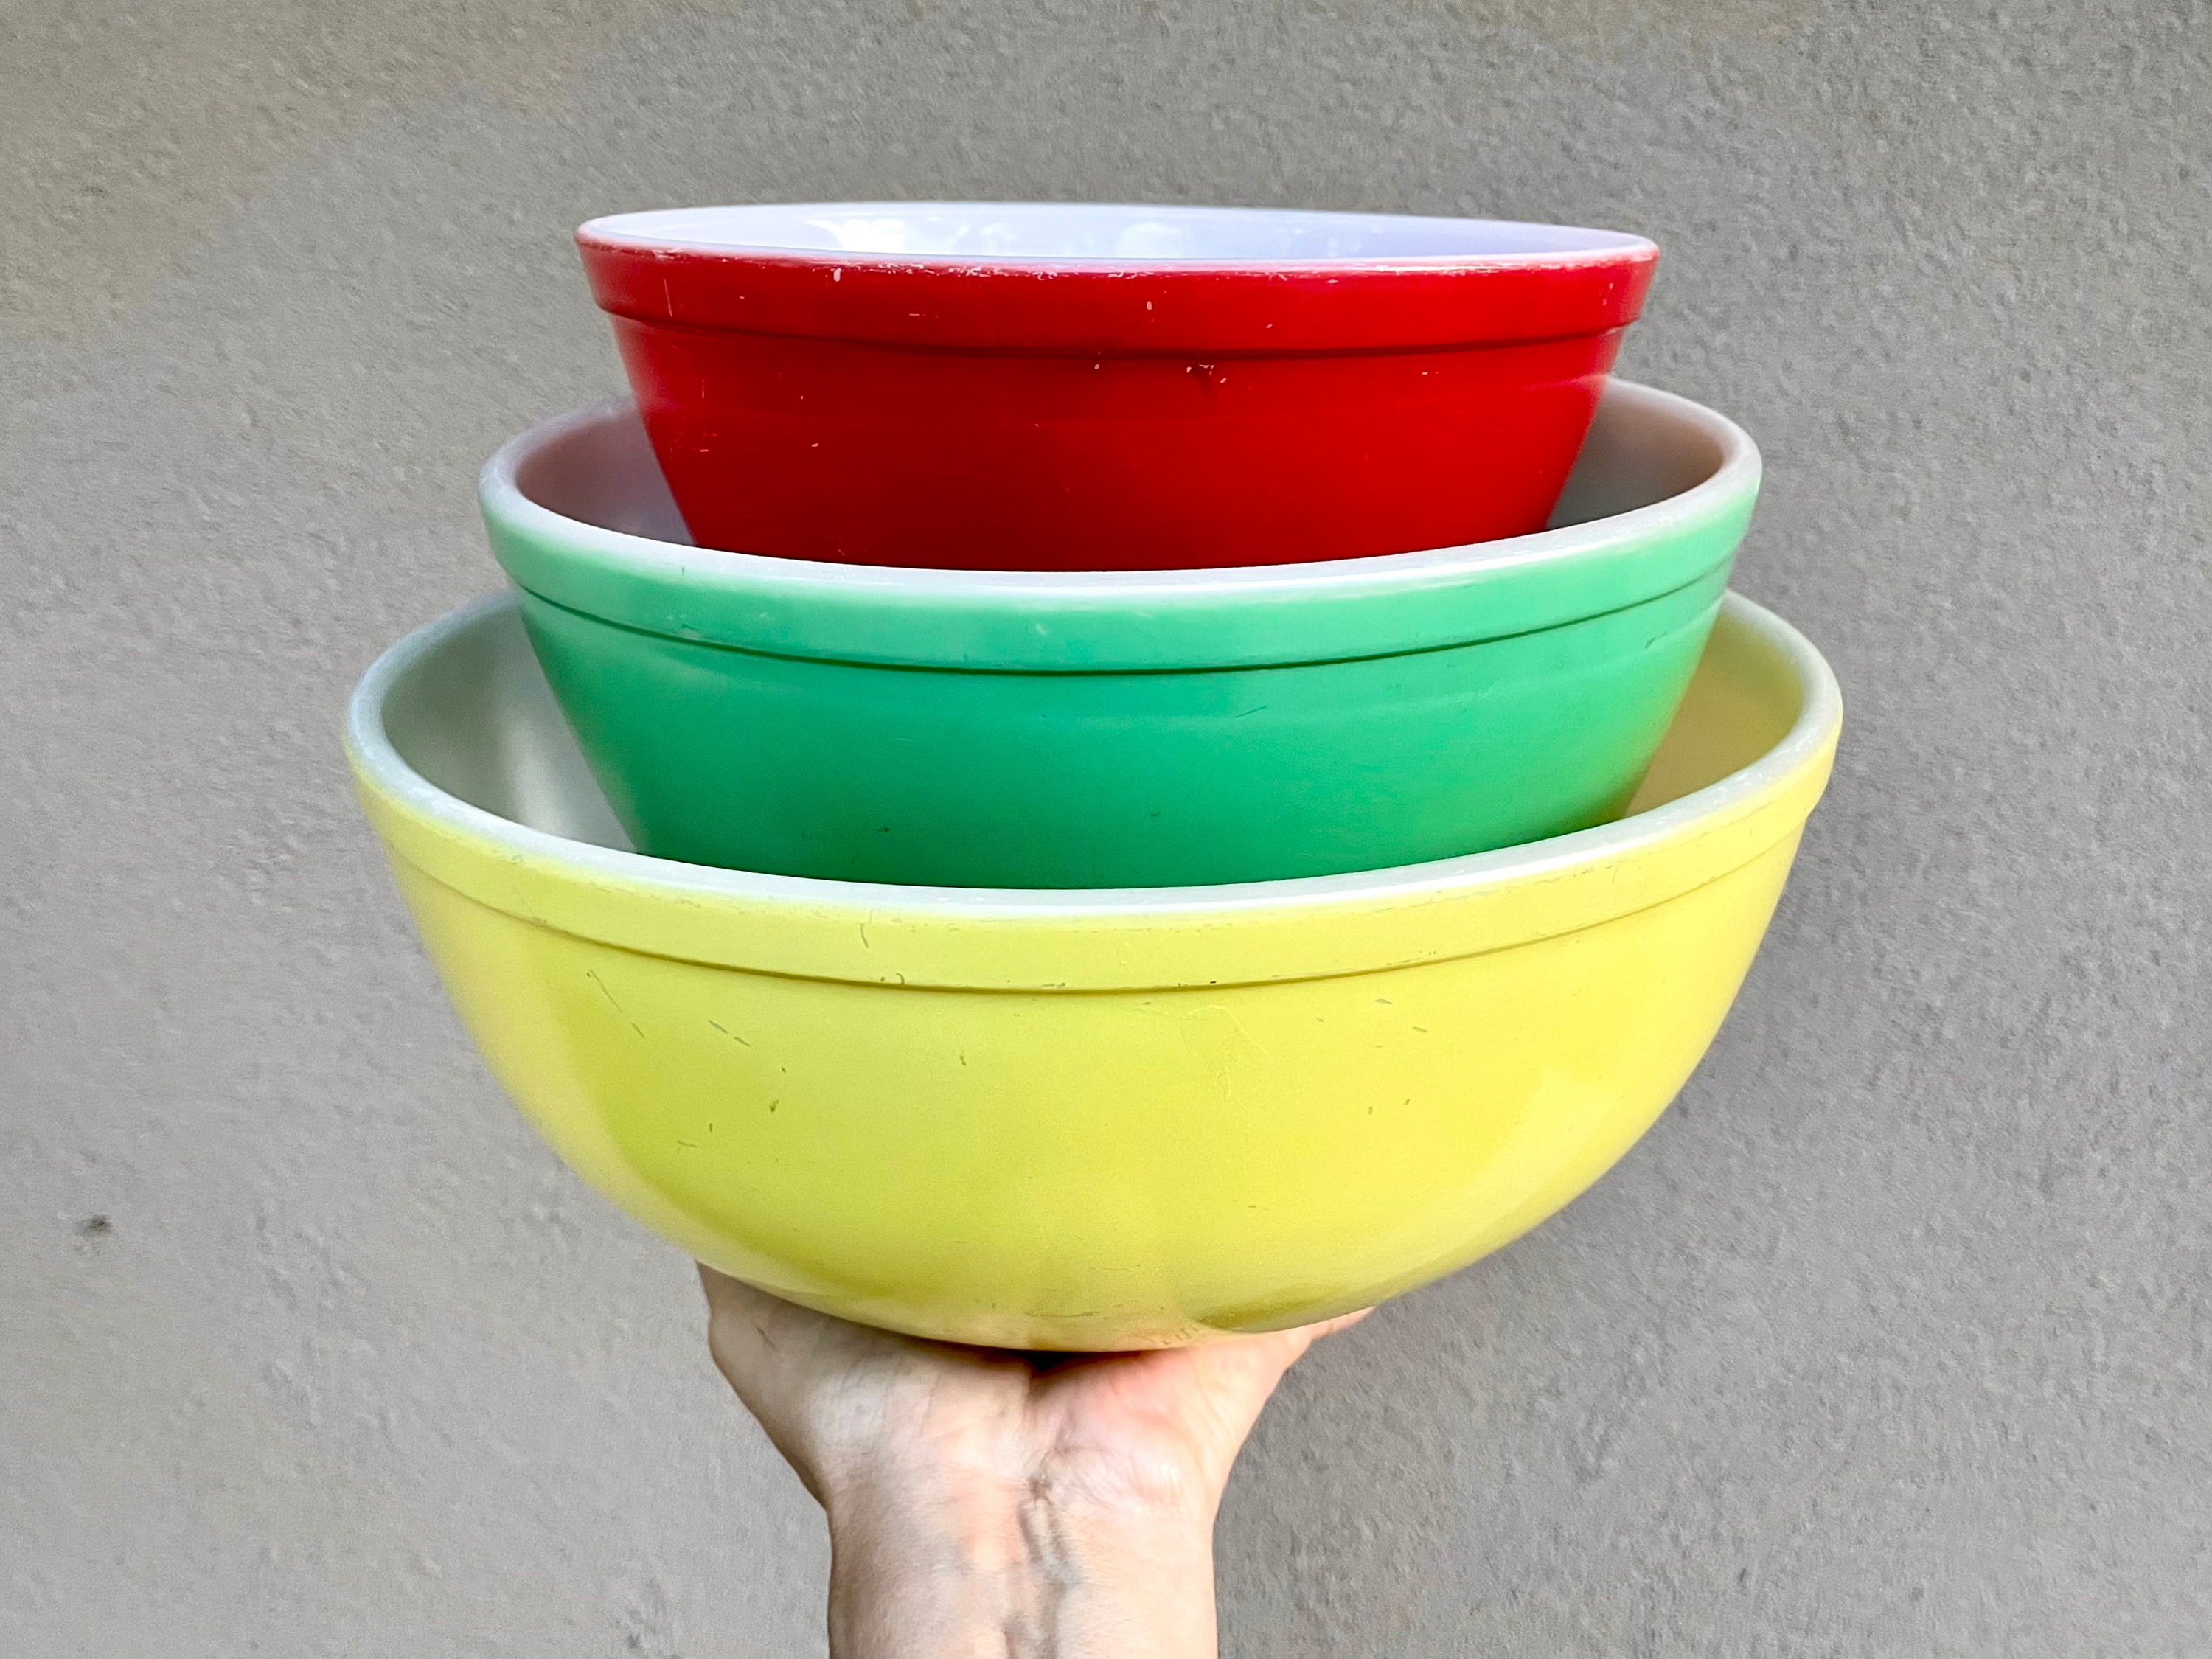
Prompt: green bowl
<box><xmin>481</xmin><ymin>380</ymin><xmax>1759</xmax><ymax>888</ymax></box>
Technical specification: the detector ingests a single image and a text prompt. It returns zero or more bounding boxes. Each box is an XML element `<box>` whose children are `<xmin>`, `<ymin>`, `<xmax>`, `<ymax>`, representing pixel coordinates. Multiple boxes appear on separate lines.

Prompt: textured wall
<box><xmin>4</xmin><ymin>2</ymin><xmax>2208</xmax><ymax>1654</ymax></box>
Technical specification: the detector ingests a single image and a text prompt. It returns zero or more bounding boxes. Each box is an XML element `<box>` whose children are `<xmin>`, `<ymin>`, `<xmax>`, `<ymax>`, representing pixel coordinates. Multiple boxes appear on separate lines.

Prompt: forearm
<box><xmin>823</xmin><ymin>1478</ymin><xmax>1218</xmax><ymax>1659</ymax></box>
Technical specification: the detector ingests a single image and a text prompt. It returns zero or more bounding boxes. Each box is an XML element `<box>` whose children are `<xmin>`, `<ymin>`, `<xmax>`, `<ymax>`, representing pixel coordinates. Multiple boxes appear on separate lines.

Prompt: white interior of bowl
<box><xmin>355</xmin><ymin>591</ymin><xmax>1836</xmax><ymax>915</ymax></box>
<box><xmin>580</xmin><ymin>202</ymin><xmax>1652</xmax><ymax>265</ymax></box>
<box><xmin>506</xmin><ymin>380</ymin><xmax>1736</xmax><ymax>590</ymax></box>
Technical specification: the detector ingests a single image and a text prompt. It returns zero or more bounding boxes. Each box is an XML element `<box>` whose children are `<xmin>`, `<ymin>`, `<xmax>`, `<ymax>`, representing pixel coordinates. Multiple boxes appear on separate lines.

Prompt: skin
<box><xmin>699</xmin><ymin>1267</ymin><xmax>1367</xmax><ymax>1659</ymax></box>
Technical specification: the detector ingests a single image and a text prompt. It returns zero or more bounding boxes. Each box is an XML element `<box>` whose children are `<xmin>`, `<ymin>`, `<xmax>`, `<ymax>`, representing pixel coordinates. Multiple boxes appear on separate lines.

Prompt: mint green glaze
<box><xmin>482</xmin><ymin>381</ymin><xmax>1756</xmax><ymax>672</ymax></box>
<box><xmin>515</xmin><ymin>566</ymin><xmax>1725</xmax><ymax>887</ymax></box>
<box><xmin>480</xmin><ymin>380</ymin><xmax>1758</xmax><ymax>886</ymax></box>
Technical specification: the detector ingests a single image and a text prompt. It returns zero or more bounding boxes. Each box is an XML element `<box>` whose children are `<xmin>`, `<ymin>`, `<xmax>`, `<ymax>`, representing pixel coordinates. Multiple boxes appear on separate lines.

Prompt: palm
<box><xmin>699</xmin><ymin>1267</ymin><xmax>1362</xmax><ymax>1514</ymax></box>
<box><xmin>1019</xmin><ymin>1333</ymin><xmax>1346</xmax><ymax>1511</ymax></box>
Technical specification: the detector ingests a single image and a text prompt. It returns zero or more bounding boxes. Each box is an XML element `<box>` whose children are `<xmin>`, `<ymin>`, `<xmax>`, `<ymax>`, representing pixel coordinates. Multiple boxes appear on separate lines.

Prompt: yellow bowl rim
<box><xmin>344</xmin><ymin>591</ymin><xmax>1840</xmax><ymax>988</ymax></box>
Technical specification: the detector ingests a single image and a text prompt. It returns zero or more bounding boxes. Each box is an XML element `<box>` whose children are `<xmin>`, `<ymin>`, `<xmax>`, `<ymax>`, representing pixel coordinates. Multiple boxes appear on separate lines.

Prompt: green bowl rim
<box><xmin>479</xmin><ymin>379</ymin><xmax>1761</xmax><ymax>671</ymax></box>
<box><xmin>345</xmin><ymin>588</ymin><xmax>1840</xmax><ymax>922</ymax></box>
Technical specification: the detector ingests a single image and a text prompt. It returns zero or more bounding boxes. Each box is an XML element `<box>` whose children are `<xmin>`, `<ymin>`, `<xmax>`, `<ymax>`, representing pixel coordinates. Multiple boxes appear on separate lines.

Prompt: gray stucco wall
<box><xmin>4</xmin><ymin>2</ymin><xmax>2207</xmax><ymax>1653</ymax></box>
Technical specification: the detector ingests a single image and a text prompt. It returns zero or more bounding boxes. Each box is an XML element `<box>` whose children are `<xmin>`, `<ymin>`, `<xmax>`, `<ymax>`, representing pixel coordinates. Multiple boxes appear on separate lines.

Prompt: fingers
<box><xmin>1217</xmin><ymin>1305</ymin><xmax>1373</xmax><ymax>1376</ymax></box>
<box><xmin>698</xmin><ymin>1264</ymin><xmax>789</xmax><ymax>1408</ymax></box>
<box><xmin>1164</xmin><ymin>1309</ymin><xmax>1374</xmax><ymax>1430</ymax></box>
<box><xmin>697</xmin><ymin>1260</ymin><xmax>770</xmax><ymax>1321</ymax></box>
<box><xmin>700</xmin><ymin>1265</ymin><xmax>872</xmax><ymax>1505</ymax></box>
<box><xmin>698</xmin><ymin>1263</ymin><xmax>794</xmax><ymax>1386</ymax></box>
<box><xmin>1183</xmin><ymin>1307</ymin><xmax>1376</xmax><ymax>1440</ymax></box>
<box><xmin>1293</xmin><ymin>1306</ymin><xmax>1374</xmax><ymax>1346</ymax></box>
<box><xmin>698</xmin><ymin>1263</ymin><xmax>986</xmax><ymax>1415</ymax></box>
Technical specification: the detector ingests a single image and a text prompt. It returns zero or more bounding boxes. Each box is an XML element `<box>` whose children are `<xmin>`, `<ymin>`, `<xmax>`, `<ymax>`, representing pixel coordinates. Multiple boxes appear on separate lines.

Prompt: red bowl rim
<box><xmin>576</xmin><ymin>201</ymin><xmax>1658</xmax><ymax>352</ymax></box>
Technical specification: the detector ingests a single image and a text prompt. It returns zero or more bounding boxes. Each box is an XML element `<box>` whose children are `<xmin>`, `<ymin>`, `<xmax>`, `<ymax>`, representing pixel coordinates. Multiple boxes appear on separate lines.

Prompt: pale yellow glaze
<box><xmin>349</xmin><ymin>594</ymin><xmax>1839</xmax><ymax>1349</ymax></box>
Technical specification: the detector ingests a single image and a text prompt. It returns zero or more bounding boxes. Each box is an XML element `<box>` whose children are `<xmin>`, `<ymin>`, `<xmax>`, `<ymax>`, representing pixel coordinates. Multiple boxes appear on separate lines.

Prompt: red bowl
<box><xmin>577</xmin><ymin>203</ymin><xmax>1658</xmax><ymax>571</ymax></box>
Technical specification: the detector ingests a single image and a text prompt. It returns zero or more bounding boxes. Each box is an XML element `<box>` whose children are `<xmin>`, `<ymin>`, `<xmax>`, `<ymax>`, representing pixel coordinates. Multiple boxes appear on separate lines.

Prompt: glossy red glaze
<box><xmin>578</xmin><ymin>206</ymin><xmax>1658</xmax><ymax>571</ymax></box>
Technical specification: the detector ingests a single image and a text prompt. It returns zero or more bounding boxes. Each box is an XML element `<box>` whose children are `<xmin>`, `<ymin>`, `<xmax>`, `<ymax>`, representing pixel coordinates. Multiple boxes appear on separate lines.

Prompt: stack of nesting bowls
<box><xmin>348</xmin><ymin>203</ymin><xmax>1841</xmax><ymax>1349</ymax></box>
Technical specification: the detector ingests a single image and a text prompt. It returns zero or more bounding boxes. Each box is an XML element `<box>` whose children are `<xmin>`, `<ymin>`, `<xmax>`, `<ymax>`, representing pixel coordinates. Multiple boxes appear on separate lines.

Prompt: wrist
<box><xmin>822</xmin><ymin>1470</ymin><xmax>1217</xmax><ymax>1658</ymax></box>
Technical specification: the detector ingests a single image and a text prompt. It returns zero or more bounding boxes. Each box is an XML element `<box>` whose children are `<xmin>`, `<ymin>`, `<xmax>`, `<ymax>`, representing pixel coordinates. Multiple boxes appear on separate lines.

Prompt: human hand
<box><xmin>698</xmin><ymin>1266</ymin><xmax>1366</xmax><ymax>1658</ymax></box>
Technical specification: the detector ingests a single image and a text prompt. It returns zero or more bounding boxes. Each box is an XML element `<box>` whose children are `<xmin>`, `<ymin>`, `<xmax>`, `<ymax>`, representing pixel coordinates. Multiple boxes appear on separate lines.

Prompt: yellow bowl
<box><xmin>347</xmin><ymin>592</ymin><xmax>1840</xmax><ymax>1349</ymax></box>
